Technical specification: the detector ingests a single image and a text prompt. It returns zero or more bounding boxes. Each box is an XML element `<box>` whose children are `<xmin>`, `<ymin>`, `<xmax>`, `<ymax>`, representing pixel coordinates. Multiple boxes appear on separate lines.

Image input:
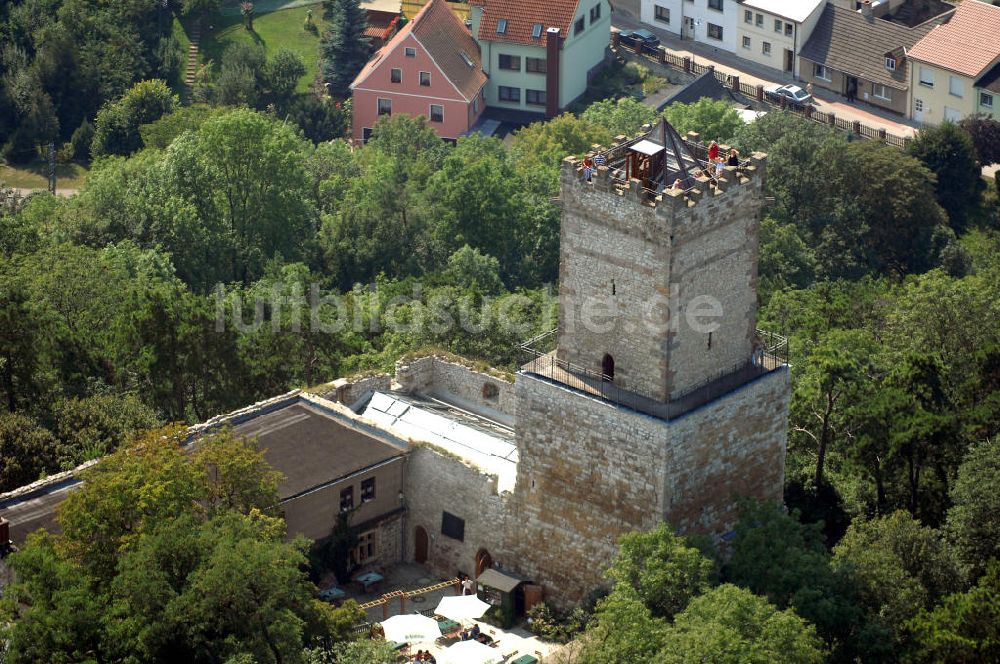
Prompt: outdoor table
<box><xmin>437</xmin><ymin>619</ymin><xmax>460</xmax><ymax>635</ymax></box>
<box><xmin>511</xmin><ymin>655</ymin><xmax>539</xmax><ymax>664</ymax></box>
<box><xmin>355</xmin><ymin>571</ymin><xmax>384</xmax><ymax>593</ymax></box>
<box><xmin>318</xmin><ymin>586</ymin><xmax>345</xmax><ymax>602</ymax></box>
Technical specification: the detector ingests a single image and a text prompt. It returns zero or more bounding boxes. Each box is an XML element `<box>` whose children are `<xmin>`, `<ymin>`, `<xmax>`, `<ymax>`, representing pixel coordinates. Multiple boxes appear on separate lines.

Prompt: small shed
<box><xmin>476</xmin><ymin>568</ymin><xmax>528</xmax><ymax>628</ymax></box>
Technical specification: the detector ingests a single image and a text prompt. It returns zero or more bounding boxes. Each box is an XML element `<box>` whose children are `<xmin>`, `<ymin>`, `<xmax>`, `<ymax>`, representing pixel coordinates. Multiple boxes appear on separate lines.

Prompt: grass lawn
<box><xmin>1</xmin><ymin>161</ymin><xmax>89</xmax><ymax>190</ymax></box>
<box><xmin>201</xmin><ymin>3</ymin><xmax>328</xmax><ymax>93</ymax></box>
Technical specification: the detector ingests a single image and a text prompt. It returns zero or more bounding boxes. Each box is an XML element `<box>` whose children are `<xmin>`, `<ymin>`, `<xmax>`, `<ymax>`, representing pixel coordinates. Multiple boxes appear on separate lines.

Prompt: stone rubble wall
<box><xmin>402</xmin><ymin>445</ymin><xmax>513</xmax><ymax>580</ymax></box>
<box><xmin>396</xmin><ymin>356</ymin><xmax>516</xmax><ymax>424</ymax></box>
<box><xmin>314</xmin><ymin>374</ymin><xmax>393</xmax><ymax>409</ymax></box>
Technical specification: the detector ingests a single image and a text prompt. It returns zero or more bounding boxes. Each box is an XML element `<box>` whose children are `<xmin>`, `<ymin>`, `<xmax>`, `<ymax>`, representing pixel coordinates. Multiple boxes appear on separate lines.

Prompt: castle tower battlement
<box><xmin>554</xmin><ymin>120</ymin><xmax>768</xmax><ymax>402</ymax></box>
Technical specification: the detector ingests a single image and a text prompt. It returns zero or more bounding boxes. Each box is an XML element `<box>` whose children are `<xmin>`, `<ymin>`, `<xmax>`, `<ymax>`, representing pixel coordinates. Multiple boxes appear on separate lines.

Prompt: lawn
<box><xmin>201</xmin><ymin>2</ymin><xmax>328</xmax><ymax>93</ymax></box>
<box><xmin>1</xmin><ymin>161</ymin><xmax>89</xmax><ymax>191</ymax></box>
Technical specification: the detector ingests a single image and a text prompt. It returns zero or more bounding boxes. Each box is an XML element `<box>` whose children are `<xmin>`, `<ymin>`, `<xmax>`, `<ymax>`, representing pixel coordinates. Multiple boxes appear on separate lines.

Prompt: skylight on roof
<box><xmin>532</xmin><ymin>23</ymin><xmax>543</xmax><ymax>38</ymax></box>
<box><xmin>497</xmin><ymin>18</ymin><xmax>507</xmax><ymax>34</ymax></box>
<box><xmin>460</xmin><ymin>51</ymin><xmax>475</xmax><ymax>67</ymax></box>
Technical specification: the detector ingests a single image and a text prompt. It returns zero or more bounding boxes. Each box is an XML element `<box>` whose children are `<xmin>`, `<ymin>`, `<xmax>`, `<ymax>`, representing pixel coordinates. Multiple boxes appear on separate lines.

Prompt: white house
<box><xmin>640</xmin><ymin>0</ymin><xmax>739</xmax><ymax>52</ymax></box>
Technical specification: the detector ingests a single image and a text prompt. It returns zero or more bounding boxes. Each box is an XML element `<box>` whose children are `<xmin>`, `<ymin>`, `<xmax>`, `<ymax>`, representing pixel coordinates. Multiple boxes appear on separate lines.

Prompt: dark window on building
<box><xmin>526</xmin><ymin>57</ymin><xmax>547</xmax><ymax>73</ymax></box>
<box><xmin>744</xmin><ymin>9</ymin><xmax>752</xmax><ymax>22</ymax></box>
<box><xmin>785</xmin><ymin>23</ymin><xmax>793</xmax><ymax>36</ymax></box>
<box><xmin>708</xmin><ymin>0</ymin><xmax>723</xmax><ymax>11</ymax></box>
<box><xmin>404</xmin><ymin>47</ymin><xmax>416</xmax><ymax>57</ymax></box>
<box><xmin>574</xmin><ymin>16</ymin><xmax>585</xmax><ymax>35</ymax></box>
<box><xmin>441</xmin><ymin>511</ymin><xmax>465</xmax><ymax>541</ymax></box>
<box><xmin>707</xmin><ymin>23</ymin><xmax>723</xmax><ymax>40</ymax></box>
<box><xmin>656</xmin><ymin>5</ymin><xmax>670</xmax><ymax>23</ymax></box>
<box><xmin>390</xmin><ymin>68</ymin><xmax>401</xmax><ymax>83</ymax></box>
<box><xmin>419</xmin><ymin>71</ymin><xmax>431</xmax><ymax>86</ymax></box>
<box><xmin>497</xmin><ymin>18</ymin><xmax>507</xmax><ymax>33</ymax></box>
<box><xmin>361</xmin><ymin>477</ymin><xmax>376</xmax><ymax>502</ymax></box>
<box><xmin>340</xmin><ymin>486</ymin><xmax>354</xmax><ymax>511</ymax></box>
<box><xmin>532</xmin><ymin>23</ymin><xmax>543</xmax><ymax>39</ymax></box>
<box><xmin>526</xmin><ymin>89</ymin><xmax>546</xmax><ymax>106</ymax></box>
<box><xmin>755</xmin><ymin>13</ymin><xmax>763</xmax><ymax>26</ymax></box>
<box><xmin>362</xmin><ymin>127</ymin><xmax>372</xmax><ymax>143</ymax></box>
<box><xmin>590</xmin><ymin>3</ymin><xmax>601</xmax><ymax>22</ymax></box>
<box><xmin>429</xmin><ymin>104</ymin><xmax>443</xmax><ymax>122</ymax></box>
<box><xmin>498</xmin><ymin>86</ymin><xmax>520</xmax><ymax>102</ymax></box>
<box><xmin>498</xmin><ymin>54</ymin><xmax>521</xmax><ymax>71</ymax></box>
<box><xmin>774</xmin><ymin>18</ymin><xmax>782</xmax><ymax>32</ymax></box>
<box><xmin>377</xmin><ymin>98</ymin><xmax>391</xmax><ymax>115</ymax></box>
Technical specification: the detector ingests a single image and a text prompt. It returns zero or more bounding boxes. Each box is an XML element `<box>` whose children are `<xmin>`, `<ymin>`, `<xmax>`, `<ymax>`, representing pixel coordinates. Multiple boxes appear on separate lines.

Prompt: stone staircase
<box><xmin>184</xmin><ymin>22</ymin><xmax>202</xmax><ymax>94</ymax></box>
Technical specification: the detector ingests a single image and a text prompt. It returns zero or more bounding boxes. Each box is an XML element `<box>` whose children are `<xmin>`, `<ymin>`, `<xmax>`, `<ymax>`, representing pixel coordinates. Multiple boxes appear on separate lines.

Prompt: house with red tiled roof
<box><xmin>350</xmin><ymin>0</ymin><xmax>488</xmax><ymax>142</ymax></box>
<box><xmin>907</xmin><ymin>0</ymin><xmax>1000</xmax><ymax>124</ymax></box>
<box><xmin>469</xmin><ymin>0</ymin><xmax>612</xmax><ymax>117</ymax></box>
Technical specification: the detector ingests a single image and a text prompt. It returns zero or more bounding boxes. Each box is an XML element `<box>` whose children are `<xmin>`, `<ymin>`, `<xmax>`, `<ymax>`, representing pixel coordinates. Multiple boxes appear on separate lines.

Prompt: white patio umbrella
<box><xmin>434</xmin><ymin>594</ymin><xmax>491</xmax><ymax>622</ymax></box>
<box><xmin>379</xmin><ymin>613</ymin><xmax>441</xmax><ymax>643</ymax></box>
<box><xmin>438</xmin><ymin>639</ymin><xmax>503</xmax><ymax>664</ymax></box>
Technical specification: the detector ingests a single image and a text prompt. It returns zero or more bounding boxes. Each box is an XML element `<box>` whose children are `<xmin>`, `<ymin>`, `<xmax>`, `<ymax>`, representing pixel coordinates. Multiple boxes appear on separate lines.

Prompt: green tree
<box><xmin>91</xmin><ymin>79</ymin><xmax>177</xmax><ymax>157</ymax></box>
<box><xmin>581</xmin><ymin>97</ymin><xmax>658</xmax><ymax>136</ymax></box>
<box><xmin>958</xmin><ymin>114</ymin><xmax>1000</xmax><ymax>165</ymax></box>
<box><xmin>443</xmin><ymin>245</ymin><xmax>504</xmax><ymax>294</ymax></box>
<box><xmin>266</xmin><ymin>48</ymin><xmax>307</xmax><ymax>101</ymax></box>
<box><xmin>758</xmin><ymin>217</ymin><xmax>817</xmax><ymax>297</ymax></box>
<box><xmin>905</xmin><ymin>562</ymin><xmax>1000</xmax><ymax>664</ymax></box>
<box><xmin>320</xmin><ymin>0</ymin><xmax>370</xmax><ymax>97</ymax></box>
<box><xmin>662</xmin><ymin>97</ymin><xmax>743</xmax><ymax>144</ymax></box>
<box><xmin>49</xmin><ymin>393</ymin><xmax>162</xmax><ymax>467</ymax></box>
<box><xmin>183</xmin><ymin>0</ymin><xmax>221</xmax><ymax>17</ymax></box>
<box><xmin>832</xmin><ymin>511</ymin><xmax>964</xmax><ymax>642</ymax></box>
<box><xmin>660</xmin><ymin>584</ymin><xmax>826</xmax><ymax>664</ymax></box>
<box><xmin>578</xmin><ymin>588</ymin><xmax>670</xmax><ymax>664</ymax></box>
<box><xmin>906</xmin><ymin>121</ymin><xmax>982</xmax><ymax>231</ymax></box>
<box><xmin>606</xmin><ymin>522</ymin><xmax>714</xmax><ymax>619</ymax></box>
<box><xmin>0</xmin><ymin>412</ymin><xmax>59</xmax><ymax>493</ymax></box>
<box><xmin>947</xmin><ymin>438</ymin><xmax>1000</xmax><ymax>578</ymax></box>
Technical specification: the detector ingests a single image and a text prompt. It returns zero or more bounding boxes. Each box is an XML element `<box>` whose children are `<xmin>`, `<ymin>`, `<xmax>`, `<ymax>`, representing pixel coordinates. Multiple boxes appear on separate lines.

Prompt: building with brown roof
<box><xmin>798</xmin><ymin>0</ymin><xmax>952</xmax><ymax>116</ymax></box>
<box><xmin>906</xmin><ymin>0</ymin><xmax>1000</xmax><ymax>124</ymax></box>
<box><xmin>469</xmin><ymin>0</ymin><xmax>612</xmax><ymax>117</ymax></box>
<box><xmin>350</xmin><ymin>0</ymin><xmax>488</xmax><ymax>142</ymax></box>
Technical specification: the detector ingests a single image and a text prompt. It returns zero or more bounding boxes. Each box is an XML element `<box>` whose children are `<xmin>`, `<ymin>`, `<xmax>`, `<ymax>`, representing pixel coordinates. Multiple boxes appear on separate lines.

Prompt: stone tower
<box><xmin>510</xmin><ymin>120</ymin><xmax>791</xmax><ymax>607</ymax></box>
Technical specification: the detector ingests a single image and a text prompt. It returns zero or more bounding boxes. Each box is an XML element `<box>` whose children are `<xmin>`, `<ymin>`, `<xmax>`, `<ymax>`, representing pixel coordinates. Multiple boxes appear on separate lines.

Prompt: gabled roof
<box><xmin>351</xmin><ymin>0</ymin><xmax>487</xmax><ymax>100</ymax></box>
<box><xmin>659</xmin><ymin>69</ymin><xmax>739</xmax><ymax>110</ymax></box>
<box><xmin>907</xmin><ymin>0</ymin><xmax>1000</xmax><ymax>77</ymax></box>
<box><xmin>977</xmin><ymin>61</ymin><xmax>1000</xmax><ymax>94</ymax></box>
<box><xmin>799</xmin><ymin>4</ymin><xmax>945</xmax><ymax>90</ymax></box>
<box><xmin>476</xmin><ymin>0</ymin><xmax>582</xmax><ymax>46</ymax></box>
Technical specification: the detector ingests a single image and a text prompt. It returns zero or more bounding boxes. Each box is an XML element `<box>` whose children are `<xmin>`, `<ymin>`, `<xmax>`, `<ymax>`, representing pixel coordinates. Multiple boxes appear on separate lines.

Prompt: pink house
<box><xmin>351</xmin><ymin>0</ymin><xmax>488</xmax><ymax>142</ymax></box>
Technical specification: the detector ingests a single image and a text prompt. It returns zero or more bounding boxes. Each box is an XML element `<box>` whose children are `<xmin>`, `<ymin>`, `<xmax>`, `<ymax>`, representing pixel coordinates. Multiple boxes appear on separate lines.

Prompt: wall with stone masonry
<box><xmin>402</xmin><ymin>445</ymin><xmax>514</xmax><ymax>580</ymax></box>
<box><xmin>396</xmin><ymin>356</ymin><xmax>516</xmax><ymax>424</ymax></box>
<box><xmin>316</xmin><ymin>374</ymin><xmax>393</xmax><ymax>408</ymax></box>
<box><xmin>555</xmin><ymin>150</ymin><xmax>767</xmax><ymax>401</ymax></box>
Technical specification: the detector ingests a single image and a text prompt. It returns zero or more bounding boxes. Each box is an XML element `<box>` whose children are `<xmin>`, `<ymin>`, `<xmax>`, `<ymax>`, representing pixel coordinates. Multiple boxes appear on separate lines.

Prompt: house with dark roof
<box><xmin>906</xmin><ymin>0</ymin><xmax>1000</xmax><ymax>124</ymax></box>
<box><xmin>468</xmin><ymin>0</ymin><xmax>612</xmax><ymax>117</ymax></box>
<box><xmin>657</xmin><ymin>68</ymin><xmax>740</xmax><ymax>110</ymax></box>
<box><xmin>798</xmin><ymin>0</ymin><xmax>952</xmax><ymax>116</ymax></box>
<box><xmin>350</xmin><ymin>0</ymin><xmax>488</xmax><ymax>142</ymax></box>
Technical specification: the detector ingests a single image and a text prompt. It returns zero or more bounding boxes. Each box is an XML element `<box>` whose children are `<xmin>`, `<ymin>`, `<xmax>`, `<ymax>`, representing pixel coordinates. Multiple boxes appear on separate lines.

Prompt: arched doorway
<box><xmin>475</xmin><ymin>548</ymin><xmax>493</xmax><ymax>577</ymax></box>
<box><xmin>414</xmin><ymin>526</ymin><xmax>428</xmax><ymax>564</ymax></box>
<box><xmin>601</xmin><ymin>353</ymin><xmax>615</xmax><ymax>381</ymax></box>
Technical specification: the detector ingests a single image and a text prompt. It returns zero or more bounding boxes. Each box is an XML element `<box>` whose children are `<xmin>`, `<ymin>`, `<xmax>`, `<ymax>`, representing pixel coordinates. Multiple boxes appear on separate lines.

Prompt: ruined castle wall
<box><xmin>403</xmin><ymin>445</ymin><xmax>513</xmax><ymax>580</ymax></box>
<box><xmin>661</xmin><ymin>366</ymin><xmax>790</xmax><ymax>533</ymax></box>
<box><xmin>396</xmin><ymin>356</ymin><xmax>516</xmax><ymax>423</ymax></box>
<box><xmin>510</xmin><ymin>374</ymin><xmax>669</xmax><ymax>607</ymax></box>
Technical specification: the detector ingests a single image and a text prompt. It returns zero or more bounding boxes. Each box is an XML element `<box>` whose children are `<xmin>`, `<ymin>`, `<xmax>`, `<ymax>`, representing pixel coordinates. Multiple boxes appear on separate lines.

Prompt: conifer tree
<box><xmin>320</xmin><ymin>0</ymin><xmax>370</xmax><ymax>98</ymax></box>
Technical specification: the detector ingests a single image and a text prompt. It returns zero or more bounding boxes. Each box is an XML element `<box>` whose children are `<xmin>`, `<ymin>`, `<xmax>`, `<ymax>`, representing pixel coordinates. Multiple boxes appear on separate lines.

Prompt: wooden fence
<box><xmin>614</xmin><ymin>37</ymin><xmax>911</xmax><ymax>149</ymax></box>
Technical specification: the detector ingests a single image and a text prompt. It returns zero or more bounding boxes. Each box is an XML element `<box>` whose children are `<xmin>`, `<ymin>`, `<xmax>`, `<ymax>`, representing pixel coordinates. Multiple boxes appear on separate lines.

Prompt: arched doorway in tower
<box><xmin>601</xmin><ymin>353</ymin><xmax>615</xmax><ymax>381</ymax></box>
<box><xmin>414</xmin><ymin>526</ymin><xmax>428</xmax><ymax>564</ymax></box>
<box><xmin>475</xmin><ymin>548</ymin><xmax>493</xmax><ymax>577</ymax></box>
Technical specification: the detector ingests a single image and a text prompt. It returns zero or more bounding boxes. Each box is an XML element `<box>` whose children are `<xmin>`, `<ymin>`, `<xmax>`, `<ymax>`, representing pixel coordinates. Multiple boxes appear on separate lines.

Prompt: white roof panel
<box><xmin>741</xmin><ymin>0</ymin><xmax>824</xmax><ymax>23</ymax></box>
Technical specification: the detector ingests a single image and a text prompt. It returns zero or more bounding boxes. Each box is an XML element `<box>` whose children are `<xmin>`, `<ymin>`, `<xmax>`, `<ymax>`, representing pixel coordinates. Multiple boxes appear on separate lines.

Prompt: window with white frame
<box><xmin>377</xmin><ymin>98</ymin><xmax>391</xmax><ymax>116</ymax></box>
<box><xmin>885</xmin><ymin>57</ymin><xmax>895</xmax><ymax>71</ymax></box>
<box><xmin>742</xmin><ymin>35</ymin><xmax>751</xmax><ymax>49</ymax></box>
<box><xmin>744</xmin><ymin>9</ymin><xmax>752</xmax><ymax>22</ymax></box>
<box><xmin>873</xmin><ymin>84</ymin><xmax>890</xmax><ymax>101</ymax></box>
<box><xmin>404</xmin><ymin>47</ymin><xmax>416</xmax><ymax>57</ymax></box>
<box><xmin>498</xmin><ymin>54</ymin><xmax>521</xmax><ymax>71</ymax></box>
<box><xmin>496</xmin><ymin>18</ymin><xmax>507</xmax><ymax>33</ymax></box>
<box><xmin>982</xmin><ymin>92</ymin><xmax>994</xmax><ymax>108</ymax></box>
<box><xmin>774</xmin><ymin>19</ymin><xmax>782</xmax><ymax>32</ymax></box>
<box><xmin>526</xmin><ymin>89</ymin><xmax>546</xmax><ymax>106</ymax></box>
<box><xmin>498</xmin><ymin>86</ymin><xmax>520</xmax><ymax>102</ymax></box>
<box><xmin>919</xmin><ymin>66</ymin><xmax>934</xmax><ymax>87</ymax></box>
<box><xmin>814</xmin><ymin>63</ymin><xmax>830</xmax><ymax>81</ymax></box>
<box><xmin>526</xmin><ymin>57</ymin><xmax>546</xmax><ymax>73</ymax></box>
<box><xmin>756</xmin><ymin>13</ymin><xmax>763</xmax><ymax>26</ymax></box>
<box><xmin>949</xmin><ymin>75</ymin><xmax>963</xmax><ymax>97</ymax></box>
<box><xmin>532</xmin><ymin>23</ymin><xmax>543</xmax><ymax>39</ymax></box>
<box><xmin>429</xmin><ymin>104</ymin><xmax>443</xmax><ymax>122</ymax></box>
<box><xmin>762</xmin><ymin>41</ymin><xmax>771</xmax><ymax>55</ymax></box>
<box><xmin>656</xmin><ymin>4</ymin><xmax>671</xmax><ymax>23</ymax></box>
<box><xmin>708</xmin><ymin>0</ymin><xmax>723</xmax><ymax>11</ymax></box>
<box><xmin>390</xmin><ymin>68</ymin><xmax>401</xmax><ymax>83</ymax></box>
<box><xmin>707</xmin><ymin>23</ymin><xmax>723</xmax><ymax>40</ymax></box>
<box><xmin>361</xmin><ymin>477</ymin><xmax>376</xmax><ymax>502</ymax></box>
<box><xmin>419</xmin><ymin>71</ymin><xmax>431</xmax><ymax>86</ymax></box>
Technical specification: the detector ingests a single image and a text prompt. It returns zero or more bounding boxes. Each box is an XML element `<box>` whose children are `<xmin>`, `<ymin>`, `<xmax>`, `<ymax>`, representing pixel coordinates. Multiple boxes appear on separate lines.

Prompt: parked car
<box><xmin>764</xmin><ymin>83</ymin><xmax>813</xmax><ymax>107</ymax></box>
<box><xmin>618</xmin><ymin>29</ymin><xmax>661</xmax><ymax>55</ymax></box>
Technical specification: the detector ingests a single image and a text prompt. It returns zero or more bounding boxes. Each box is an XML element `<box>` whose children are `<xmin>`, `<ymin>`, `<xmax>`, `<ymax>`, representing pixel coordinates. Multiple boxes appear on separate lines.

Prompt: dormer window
<box><xmin>532</xmin><ymin>22</ymin><xmax>543</xmax><ymax>39</ymax></box>
<box><xmin>460</xmin><ymin>50</ymin><xmax>474</xmax><ymax>67</ymax></box>
<box><xmin>497</xmin><ymin>18</ymin><xmax>507</xmax><ymax>34</ymax></box>
<box><xmin>885</xmin><ymin>56</ymin><xmax>896</xmax><ymax>71</ymax></box>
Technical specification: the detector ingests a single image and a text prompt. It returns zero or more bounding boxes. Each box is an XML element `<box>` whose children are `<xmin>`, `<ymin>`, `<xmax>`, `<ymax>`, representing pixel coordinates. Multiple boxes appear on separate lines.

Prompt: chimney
<box><xmin>861</xmin><ymin>0</ymin><xmax>873</xmax><ymax>19</ymax></box>
<box><xmin>546</xmin><ymin>27</ymin><xmax>561</xmax><ymax>118</ymax></box>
